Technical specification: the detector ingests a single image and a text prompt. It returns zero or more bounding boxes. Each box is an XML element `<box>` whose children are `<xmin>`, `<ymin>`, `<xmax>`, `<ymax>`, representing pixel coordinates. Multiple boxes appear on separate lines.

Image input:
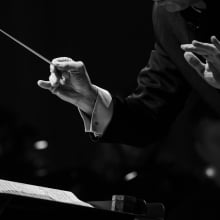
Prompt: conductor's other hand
<box><xmin>37</xmin><ymin>57</ymin><xmax>97</xmax><ymax>115</ymax></box>
<box><xmin>181</xmin><ymin>36</ymin><xmax>220</xmax><ymax>89</ymax></box>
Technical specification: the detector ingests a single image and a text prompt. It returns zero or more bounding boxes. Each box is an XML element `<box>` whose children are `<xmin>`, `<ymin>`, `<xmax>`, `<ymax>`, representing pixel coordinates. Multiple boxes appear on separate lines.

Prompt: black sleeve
<box><xmin>89</xmin><ymin>3</ymin><xmax>220</xmax><ymax>147</ymax></box>
<box><xmin>91</xmin><ymin>42</ymin><xmax>190</xmax><ymax>147</ymax></box>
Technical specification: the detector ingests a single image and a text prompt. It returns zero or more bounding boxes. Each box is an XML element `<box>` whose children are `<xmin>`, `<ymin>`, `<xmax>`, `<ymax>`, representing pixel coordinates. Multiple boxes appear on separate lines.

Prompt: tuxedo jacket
<box><xmin>95</xmin><ymin>3</ymin><xmax>219</xmax><ymax>159</ymax></box>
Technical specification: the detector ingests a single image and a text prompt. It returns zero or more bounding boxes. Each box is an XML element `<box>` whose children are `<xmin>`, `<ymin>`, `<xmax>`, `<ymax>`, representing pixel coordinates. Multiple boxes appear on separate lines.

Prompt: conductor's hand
<box><xmin>37</xmin><ymin>57</ymin><xmax>97</xmax><ymax>115</ymax></box>
<box><xmin>181</xmin><ymin>36</ymin><xmax>220</xmax><ymax>89</ymax></box>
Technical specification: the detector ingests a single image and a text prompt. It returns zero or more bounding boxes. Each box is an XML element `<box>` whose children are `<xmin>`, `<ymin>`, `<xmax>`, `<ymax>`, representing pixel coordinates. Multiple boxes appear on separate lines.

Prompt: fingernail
<box><xmin>192</xmin><ymin>41</ymin><xmax>200</xmax><ymax>46</ymax></box>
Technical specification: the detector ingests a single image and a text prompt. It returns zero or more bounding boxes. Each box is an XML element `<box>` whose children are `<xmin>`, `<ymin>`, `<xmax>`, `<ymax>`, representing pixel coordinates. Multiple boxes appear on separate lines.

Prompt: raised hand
<box><xmin>181</xmin><ymin>36</ymin><xmax>220</xmax><ymax>89</ymax></box>
<box><xmin>37</xmin><ymin>57</ymin><xmax>97</xmax><ymax>115</ymax></box>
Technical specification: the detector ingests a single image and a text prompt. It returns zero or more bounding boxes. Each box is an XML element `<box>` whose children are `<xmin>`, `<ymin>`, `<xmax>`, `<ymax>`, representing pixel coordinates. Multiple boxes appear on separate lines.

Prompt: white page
<box><xmin>0</xmin><ymin>179</ymin><xmax>93</xmax><ymax>208</ymax></box>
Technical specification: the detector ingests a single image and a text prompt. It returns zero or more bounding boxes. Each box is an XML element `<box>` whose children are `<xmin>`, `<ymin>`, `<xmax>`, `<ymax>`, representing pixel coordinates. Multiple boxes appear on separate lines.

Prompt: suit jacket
<box><xmin>92</xmin><ymin>4</ymin><xmax>220</xmax><ymax>219</ymax></box>
<box><xmin>96</xmin><ymin>3</ymin><xmax>220</xmax><ymax>151</ymax></box>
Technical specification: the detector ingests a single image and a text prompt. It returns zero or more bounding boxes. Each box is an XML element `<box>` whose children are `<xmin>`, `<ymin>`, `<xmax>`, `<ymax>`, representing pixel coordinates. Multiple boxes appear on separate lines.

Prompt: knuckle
<box><xmin>76</xmin><ymin>61</ymin><xmax>84</xmax><ymax>67</ymax></box>
<box><xmin>53</xmin><ymin>57</ymin><xmax>72</xmax><ymax>63</ymax></box>
<box><xmin>51</xmin><ymin>57</ymin><xmax>60</xmax><ymax>64</ymax></box>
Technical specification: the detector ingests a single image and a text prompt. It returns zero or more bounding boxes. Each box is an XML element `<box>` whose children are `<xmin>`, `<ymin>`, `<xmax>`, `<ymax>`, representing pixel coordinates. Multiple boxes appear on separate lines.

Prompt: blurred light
<box><xmin>34</xmin><ymin>140</ymin><xmax>48</xmax><ymax>150</ymax></box>
<box><xmin>35</xmin><ymin>169</ymin><xmax>48</xmax><ymax>177</ymax></box>
<box><xmin>205</xmin><ymin>166</ymin><xmax>216</xmax><ymax>178</ymax></box>
<box><xmin>124</xmin><ymin>171</ymin><xmax>138</xmax><ymax>181</ymax></box>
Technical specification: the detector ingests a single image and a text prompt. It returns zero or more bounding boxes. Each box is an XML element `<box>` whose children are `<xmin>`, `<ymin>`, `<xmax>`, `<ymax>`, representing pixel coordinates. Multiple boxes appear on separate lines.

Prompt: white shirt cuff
<box><xmin>78</xmin><ymin>85</ymin><xmax>113</xmax><ymax>136</ymax></box>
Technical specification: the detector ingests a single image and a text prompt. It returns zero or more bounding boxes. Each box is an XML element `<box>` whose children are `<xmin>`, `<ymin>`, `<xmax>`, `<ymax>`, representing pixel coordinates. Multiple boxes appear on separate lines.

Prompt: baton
<box><xmin>0</xmin><ymin>28</ymin><xmax>52</xmax><ymax>65</ymax></box>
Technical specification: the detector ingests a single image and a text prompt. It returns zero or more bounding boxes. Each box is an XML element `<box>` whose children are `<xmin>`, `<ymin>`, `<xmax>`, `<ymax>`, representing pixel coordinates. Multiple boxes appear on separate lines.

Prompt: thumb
<box><xmin>37</xmin><ymin>80</ymin><xmax>52</xmax><ymax>90</ymax></box>
<box><xmin>184</xmin><ymin>52</ymin><xmax>205</xmax><ymax>77</ymax></box>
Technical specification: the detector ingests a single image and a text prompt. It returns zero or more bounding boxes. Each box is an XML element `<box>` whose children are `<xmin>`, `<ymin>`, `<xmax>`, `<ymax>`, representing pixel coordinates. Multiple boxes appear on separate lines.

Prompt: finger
<box><xmin>50</xmin><ymin>63</ymin><xmax>62</xmax><ymax>86</ymax></box>
<box><xmin>51</xmin><ymin>57</ymin><xmax>74</xmax><ymax>76</ymax></box>
<box><xmin>192</xmin><ymin>40</ymin><xmax>217</xmax><ymax>54</ymax></box>
<box><xmin>52</xmin><ymin>57</ymin><xmax>74</xmax><ymax>71</ymax></box>
<box><xmin>52</xmin><ymin>57</ymin><xmax>73</xmax><ymax>64</ymax></box>
<box><xmin>37</xmin><ymin>80</ymin><xmax>52</xmax><ymax>90</ymax></box>
<box><xmin>50</xmin><ymin>63</ymin><xmax>57</xmax><ymax>73</ymax></box>
<box><xmin>50</xmin><ymin>61</ymin><xmax>72</xmax><ymax>86</ymax></box>
<box><xmin>211</xmin><ymin>36</ymin><xmax>220</xmax><ymax>51</ymax></box>
<box><xmin>49</xmin><ymin>73</ymin><xmax>60</xmax><ymax>86</ymax></box>
<box><xmin>181</xmin><ymin>44</ymin><xmax>195</xmax><ymax>50</ymax></box>
<box><xmin>207</xmin><ymin>60</ymin><xmax>220</xmax><ymax>82</ymax></box>
<box><xmin>181</xmin><ymin>44</ymin><xmax>208</xmax><ymax>56</ymax></box>
<box><xmin>60</xmin><ymin>72</ymin><xmax>70</xmax><ymax>85</ymax></box>
<box><xmin>55</xmin><ymin>60</ymin><xmax>84</xmax><ymax>72</ymax></box>
<box><xmin>184</xmin><ymin>52</ymin><xmax>205</xmax><ymax>77</ymax></box>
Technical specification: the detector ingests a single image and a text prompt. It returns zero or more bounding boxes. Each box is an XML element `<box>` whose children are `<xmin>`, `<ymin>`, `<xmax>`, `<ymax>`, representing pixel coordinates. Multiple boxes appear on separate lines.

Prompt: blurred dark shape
<box><xmin>16</xmin><ymin>124</ymin><xmax>49</xmax><ymax>181</ymax></box>
<box><xmin>0</xmin><ymin>107</ymin><xmax>22</xmax><ymax>179</ymax></box>
<box><xmin>1</xmin><ymin>101</ymin><xmax>219</xmax><ymax>220</ymax></box>
<box><xmin>70</xmin><ymin>142</ymin><xmax>159</xmax><ymax>201</ymax></box>
<box><xmin>70</xmin><ymin>102</ymin><xmax>220</xmax><ymax>220</ymax></box>
<box><xmin>194</xmin><ymin>116</ymin><xmax>220</xmax><ymax>186</ymax></box>
<box><xmin>0</xmin><ymin>106</ymin><xmax>49</xmax><ymax>184</ymax></box>
<box><xmin>0</xmin><ymin>108</ymin><xmax>17</xmax><ymax>160</ymax></box>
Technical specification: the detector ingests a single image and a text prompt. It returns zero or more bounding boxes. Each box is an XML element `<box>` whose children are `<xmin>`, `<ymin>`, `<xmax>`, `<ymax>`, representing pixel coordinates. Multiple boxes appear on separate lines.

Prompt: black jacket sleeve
<box><xmin>91</xmin><ymin>3</ymin><xmax>220</xmax><ymax>147</ymax></box>
<box><xmin>96</xmin><ymin>41</ymin><xmax>190</xmax><ymax>147</ymax></box>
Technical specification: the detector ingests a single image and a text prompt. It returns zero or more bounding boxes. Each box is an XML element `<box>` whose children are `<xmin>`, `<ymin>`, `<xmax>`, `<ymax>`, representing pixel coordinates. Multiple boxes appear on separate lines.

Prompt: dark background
<box><xmin>2</xmin><ymin>2</ymin><xmax>220</xmax><ymax>220</ymax></box>
<box><xmin>0</xmin><ymin>0</ymin><xmax>154</xmax><ymax>198</ymax></box>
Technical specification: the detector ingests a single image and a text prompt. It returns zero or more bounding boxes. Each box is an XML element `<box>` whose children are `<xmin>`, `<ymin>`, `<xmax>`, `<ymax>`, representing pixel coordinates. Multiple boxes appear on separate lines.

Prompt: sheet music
<box><xmin>0</xmin><ymin>179</ymin><xmax>93</xmax><ymax>208</ymax></box>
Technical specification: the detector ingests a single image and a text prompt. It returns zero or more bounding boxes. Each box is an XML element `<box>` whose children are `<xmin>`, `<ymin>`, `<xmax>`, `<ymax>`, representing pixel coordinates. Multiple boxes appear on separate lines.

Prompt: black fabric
<box><xmin>89</xmin><ymin>3</ymin><xmax>220</xmax><ymax>219</ymax></box>
<box><xmin>93</xmin><ymin>3</ymin><xmax>220</xmax><ymax>147</ymax></box>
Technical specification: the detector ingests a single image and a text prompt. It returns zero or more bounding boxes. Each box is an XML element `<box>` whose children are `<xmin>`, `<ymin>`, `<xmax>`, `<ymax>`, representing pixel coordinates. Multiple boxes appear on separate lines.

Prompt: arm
<box><xmin>96</xmin><ymin>42</ymin><xmax>190</xmax><ymax>147</ymax></box>
<box><xmin>37</xmin><ymin>57</ymin><xmax>98</xmax><ymax>116</ymax></box>
<box><xmin>37</xmin><ymin>3</ymin><xmax>192</xmax><ymax>147</ymax></box>
<box><xmin>37</xmin><ymin>47</ymin><xmax>189</xmax><ymax>147</ymax></box>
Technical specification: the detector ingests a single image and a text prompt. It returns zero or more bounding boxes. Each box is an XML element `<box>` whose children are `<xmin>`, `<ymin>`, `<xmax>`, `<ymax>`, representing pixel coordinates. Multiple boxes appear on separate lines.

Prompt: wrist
<box><xmin>78</xmin><ymin>85</ymin><xmax>98</xmax><ymax>116</ymax></box>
